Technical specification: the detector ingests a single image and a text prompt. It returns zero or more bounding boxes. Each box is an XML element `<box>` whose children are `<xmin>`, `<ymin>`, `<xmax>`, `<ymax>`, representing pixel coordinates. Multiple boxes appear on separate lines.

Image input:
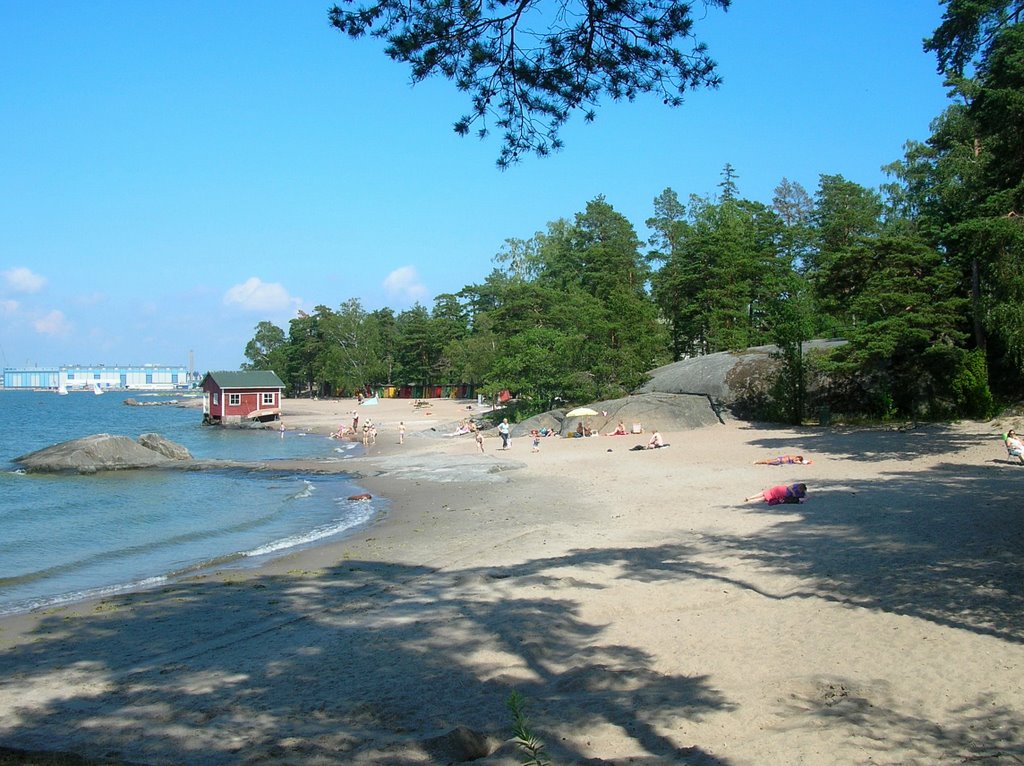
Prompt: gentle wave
<box><xmin>244</xmin><ymin>498</ymin><xmax>377</xmax><ymax>558</ymax></box>
<box><xmin>0</xmin><ymin>575</ymin><xmax>169</xmax><ymax>617</ymax></box>
<box><xmin>290</xmin><ymin>480</ymin><xmax>316</xmax><ymax>499</ymax></box>
<box><xmin>0</xmin><ymin>502</ymin><xmax>290</xmax><ymax>587</ymax></box>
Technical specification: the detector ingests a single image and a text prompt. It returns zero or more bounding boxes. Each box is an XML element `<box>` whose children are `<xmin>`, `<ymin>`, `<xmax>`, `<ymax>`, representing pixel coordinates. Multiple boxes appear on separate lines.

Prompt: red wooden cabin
<box><xmin>201</xmin><ymin>370</ymin><xmax>285</xmax><ymax>425</ymax></box>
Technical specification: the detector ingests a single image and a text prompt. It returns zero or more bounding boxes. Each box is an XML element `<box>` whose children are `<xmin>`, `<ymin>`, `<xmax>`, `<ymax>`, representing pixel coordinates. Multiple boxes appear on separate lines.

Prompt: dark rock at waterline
<box><xmin>14</xmin><ymin>433</ymin><xmax>193</xmax><ymax>474</ymax></box>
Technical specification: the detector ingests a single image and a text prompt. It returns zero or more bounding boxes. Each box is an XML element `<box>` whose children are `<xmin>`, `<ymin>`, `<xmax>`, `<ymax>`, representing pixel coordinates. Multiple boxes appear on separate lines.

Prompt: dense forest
<box><xmin>243</xmin><ymin>2</ymin><xmax>1023</xmax><ymax>424</ymax></box>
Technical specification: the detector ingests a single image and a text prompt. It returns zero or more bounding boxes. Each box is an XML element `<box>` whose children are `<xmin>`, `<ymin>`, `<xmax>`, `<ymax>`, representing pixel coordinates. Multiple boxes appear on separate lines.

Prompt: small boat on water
<box><xmin>93</xmin><ymin>383</ymin><xmax>104</xmax><ymax>395</ymax></box>
<box><xmin>57</xmin><ymin>385</ymin><xmax>68</xmax><ymax>395</ymax></box>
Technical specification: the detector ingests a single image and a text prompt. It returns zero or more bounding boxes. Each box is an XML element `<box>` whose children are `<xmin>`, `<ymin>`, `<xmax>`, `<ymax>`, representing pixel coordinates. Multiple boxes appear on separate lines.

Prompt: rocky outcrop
<box><xmin>137</xmin><ymin>433</ymin><xmax>193</xmax><ymax>461</ymax></box>
<box><xmin>515</xmin><ymin>391</ymin><xmax>723</xmax><ymax>437</ymax></box>
<box><xmin>15</xmin><ymin>433</ymin><xmax>193</xmax><ymax>474</ymax></box>
<box><xmin>636</xmin><ymin>339</ymin><xmax>845</xmax><ymax>416</ymax></box>
<box><xmin>510</xmin><ymin>340</ymin><xmax>847</xmax><ymax>435</ymax></box>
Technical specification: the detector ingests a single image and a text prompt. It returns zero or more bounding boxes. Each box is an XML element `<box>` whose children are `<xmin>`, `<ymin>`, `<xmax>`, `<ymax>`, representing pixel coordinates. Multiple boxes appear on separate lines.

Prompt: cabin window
<box><xmin>262</xmin><ymin>392</ymin><xmax>275</xmax><ymax>405</ymax></box>
<box><xmin>213</xmin><ymin>392</ymin><xmax>219</xmax><ymax>405</ymax></box>
<box><xmin>229</xmin><ymin>393</ymin><xmax>241</xmax><ymax>406</ymax></box>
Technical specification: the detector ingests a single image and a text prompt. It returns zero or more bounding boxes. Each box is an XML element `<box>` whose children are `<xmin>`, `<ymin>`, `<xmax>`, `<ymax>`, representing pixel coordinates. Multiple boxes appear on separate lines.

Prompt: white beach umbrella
<box><xmin>564</xmin><ymin>406</ymin><xmax>600</xmax><ymax>436</ymax></box>
<box><xmin>565</xmin><ymin>406</ymin><xmax>599</xmax><ymax>417</ymax></box>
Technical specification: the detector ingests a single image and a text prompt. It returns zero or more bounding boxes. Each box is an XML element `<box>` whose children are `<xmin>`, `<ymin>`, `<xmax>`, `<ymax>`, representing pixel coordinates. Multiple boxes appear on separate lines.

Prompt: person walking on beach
<box><xmin>531</xmin><ymin>429</ymin><xmax>541</xmax><ymax>452</ymax></box>
<box><xmin>475</xmin><ymin>429</ymin><xmax>485</xmax><ymax>453</ymax></box>
<box><xmin>498</xmin><ymin>418</ymin><xmax>511</xmax><ymax>450</ymax></box>
<box><xmin>745</xmin><ymin>483</ymin><xmax>807</xmax><ymax>505</ymax></box>
<box><xmin>399</xmin><ymin>421</ymin><xmax>406</xmax><ymax>445</ymax></box>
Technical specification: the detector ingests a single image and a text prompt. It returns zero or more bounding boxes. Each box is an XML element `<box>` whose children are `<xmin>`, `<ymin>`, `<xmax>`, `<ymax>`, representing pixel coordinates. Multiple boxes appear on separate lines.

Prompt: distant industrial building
<box><xmin>2</xmin><ymin>364</ymin><xmax>196</xmax><ymax>391</ymax></box>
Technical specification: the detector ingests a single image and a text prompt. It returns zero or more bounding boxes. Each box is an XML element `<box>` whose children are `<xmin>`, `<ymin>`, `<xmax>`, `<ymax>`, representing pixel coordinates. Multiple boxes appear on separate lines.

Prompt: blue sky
<box><xmin>1</xmin><ymin>1</ymin><xmax>951</xmax><ymax>372</ymax></box>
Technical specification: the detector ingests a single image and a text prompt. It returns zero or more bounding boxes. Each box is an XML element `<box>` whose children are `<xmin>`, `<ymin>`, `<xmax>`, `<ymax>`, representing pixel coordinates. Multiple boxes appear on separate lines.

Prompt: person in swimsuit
<box><xmin>753</xmin><ymin>454</ymin><xmax>812</xmax><ymax>465</ymax></box>
<box><xmin>745</xmin><ymin>483</ymin><xmax>807</xmax><ymax>505</ymax></box>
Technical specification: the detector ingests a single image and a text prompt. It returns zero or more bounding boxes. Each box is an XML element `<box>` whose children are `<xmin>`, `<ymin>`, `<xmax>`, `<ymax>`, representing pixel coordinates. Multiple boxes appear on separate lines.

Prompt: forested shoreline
<box><xmin>243</xmin><ymin>5</ymin><xmax>1023</xmax><ymax>424</ymax></box>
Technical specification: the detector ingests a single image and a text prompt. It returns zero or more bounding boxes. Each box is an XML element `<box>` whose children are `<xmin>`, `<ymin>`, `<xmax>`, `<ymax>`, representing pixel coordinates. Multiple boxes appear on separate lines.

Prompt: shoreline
<box><xmin>1</xmin><ymin>399</ymin><xmax>1022</xmax><ymax>764</ymax></box>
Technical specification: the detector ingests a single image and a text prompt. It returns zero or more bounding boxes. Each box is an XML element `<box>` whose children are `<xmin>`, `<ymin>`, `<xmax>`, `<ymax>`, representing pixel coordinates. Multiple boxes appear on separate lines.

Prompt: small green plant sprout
<box><xmin>507</xmin><ymin>689</ymin><xmax>552</xmax><ymax>766</ymax></box>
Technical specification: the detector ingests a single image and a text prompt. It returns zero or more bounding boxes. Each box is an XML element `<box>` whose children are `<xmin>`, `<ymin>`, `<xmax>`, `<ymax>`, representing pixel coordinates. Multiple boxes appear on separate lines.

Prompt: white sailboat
<box><xmin>57</xmin><ymin>384</ymin><xmax>68</xmax><ymax>395</ymax></box>
<box><xmin>93</xmin><ymin>383</ymin><xmax>105</xmax><ymax>395</ymax></box>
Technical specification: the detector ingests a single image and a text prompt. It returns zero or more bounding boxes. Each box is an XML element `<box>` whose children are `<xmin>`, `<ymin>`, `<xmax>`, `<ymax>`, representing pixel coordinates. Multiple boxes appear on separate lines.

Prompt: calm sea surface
<box><xmin>0</xmin><ymin>390</ymin><xmax>375</xmax><ymax>616</ymax></box>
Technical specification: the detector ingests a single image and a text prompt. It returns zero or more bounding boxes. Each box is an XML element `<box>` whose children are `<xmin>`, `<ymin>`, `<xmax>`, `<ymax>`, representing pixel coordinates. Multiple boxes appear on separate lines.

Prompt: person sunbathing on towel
<box><xmin>605</xmin><ymin>421</ymin><xmax>627</xmax><ymax>436</ymax></box>
<box><xmin>753</xmin><ymin>454</ymin><xmax>812</xmax><ymax>465</ymax></box>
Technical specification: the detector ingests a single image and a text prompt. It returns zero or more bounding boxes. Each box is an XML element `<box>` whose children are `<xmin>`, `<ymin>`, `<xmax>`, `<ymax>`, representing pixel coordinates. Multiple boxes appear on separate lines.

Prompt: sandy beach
<box><xmin>1</xmin><ymin>396</ymin><xmax>1022</xmax><ymax>765</ymax></box>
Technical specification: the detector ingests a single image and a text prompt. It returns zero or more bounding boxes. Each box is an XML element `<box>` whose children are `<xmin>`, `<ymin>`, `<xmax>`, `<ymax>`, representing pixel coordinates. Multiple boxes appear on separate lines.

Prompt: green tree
<box><xmin>647</xmin><ymin>187</ymin><xmax>692</xmax><ymax>359</ymax></box>
<box><xmin>315</xmin><ymin>298</ymin><xmax>388</xmax><ymax>395</ymax></box>
<box><xmin>924</xmin><ymin>0</ymin><xmax>1023</xmax><ymax>77</ymax></box>
<box><xmin>394</xmin><ymin>304</ymin><xmax>438</xmax><ymax>385</ymax></box>
<box><xmin>287</xmin><ymin>307</ymin><xmax>333</xmax><ymax>397</ymax></box>
<box><xmin>763</xmin><ymin>272</ymin><xmax>816</xmax><ymax>424</ymax></box>
<box><xmin>887</xmin><ymin>17</ymin><xmax>1024</xmax><ymax>392</ymax></box>
<box><xmin>822</xmin><ymin>235</ymin><xmax>969</xmax><ymax>418</ymax></box>
<box><xmin>242</xmin><ymin>321</ymin><xmax>290</xmax><ymax>379</ymax></box>
<box><xmin>808</xmin><ymin>174</ymin><xmax>885</xmax><ymax>335</ymax></box>
<box><xmin>540</xmin><ymin>196</ymin><xmax>669</xmax><ymax>390</ymax></box>
<box><xmin>650</xmin><ymin>184</ymin><xmax>786</xmax><ymax>357</ymax></box>
<box><xmin>771</xmin><ymin>177</ymin><xmax>815</xmax><ymax>273</ymax></box>
<box><xmin>430</xmin><ymin>293</ymin><xmax>470</xmax><ymax>383</ymax></box>
<box><xmin>328</xmin><ymin>0</ymin><xmax>731</xmax><ymax>167</ymax></box>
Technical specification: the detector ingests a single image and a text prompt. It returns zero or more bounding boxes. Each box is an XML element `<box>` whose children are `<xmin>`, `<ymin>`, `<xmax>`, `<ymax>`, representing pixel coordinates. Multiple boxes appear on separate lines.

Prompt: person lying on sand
<box><xmin>745</xmin><ymin>483</ymin><xmax>807</xmax><ymax>505</ymax></box>
<box><xmin>753</xmin><ymin>454</ymin><xmax>812</xmax><ymax>465</ymax></box>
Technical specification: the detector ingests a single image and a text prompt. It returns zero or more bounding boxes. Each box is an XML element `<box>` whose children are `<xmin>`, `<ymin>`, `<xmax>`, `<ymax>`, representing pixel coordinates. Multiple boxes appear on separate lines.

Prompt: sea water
<box><xmin>0</xmin><ymin>390</ymin><xmax>376</xmax><ymax>616</ymax></box>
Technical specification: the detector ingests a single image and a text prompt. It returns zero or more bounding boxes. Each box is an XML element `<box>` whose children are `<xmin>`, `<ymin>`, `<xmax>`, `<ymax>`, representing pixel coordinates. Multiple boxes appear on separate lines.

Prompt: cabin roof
<box><xmin>203</xmin><ymin>370</ymin><xmax>285</xmax><ymax>390</ymax></box>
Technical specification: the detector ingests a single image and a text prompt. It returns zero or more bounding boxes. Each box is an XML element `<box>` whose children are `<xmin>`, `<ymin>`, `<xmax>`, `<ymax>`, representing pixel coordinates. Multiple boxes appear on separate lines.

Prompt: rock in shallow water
<box><xmin>14</xmin><ymin>433</ymin><xmax>192</xmax><ymax>474</ymax></box>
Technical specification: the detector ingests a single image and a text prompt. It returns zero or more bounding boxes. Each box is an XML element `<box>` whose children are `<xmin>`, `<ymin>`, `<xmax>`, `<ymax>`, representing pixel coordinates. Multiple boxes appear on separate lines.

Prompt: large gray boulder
<box><xmin>15</xmin><ymin>433</ymin><xmax>192</xmax><ymax>474</ymax></box>
<box><xmin>512</xmin><ymin>340</ymin><xmax>846</xmax><ymax>435</ymax></box>
<box><xmin>636</xmin><ymin>339</ymin><xmax>846</xmax><ymax>413</ymax></box>
<box><xmin>515</xmin><ymin>392</ymin><xmax>722</xmax><ymax>437</ymax></box>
